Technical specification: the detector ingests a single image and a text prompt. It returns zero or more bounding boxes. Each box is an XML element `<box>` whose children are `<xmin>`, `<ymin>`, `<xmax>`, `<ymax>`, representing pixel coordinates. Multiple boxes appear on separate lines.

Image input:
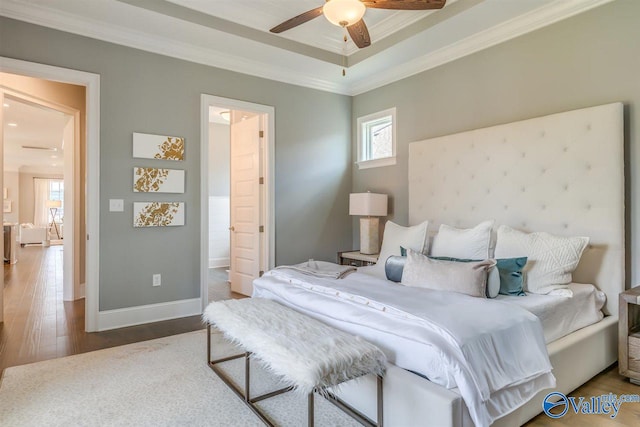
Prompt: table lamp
<box><xmin>349</xmin><ymin>192</ymin><xmax>388</xmax><ymax>255</ymax></box>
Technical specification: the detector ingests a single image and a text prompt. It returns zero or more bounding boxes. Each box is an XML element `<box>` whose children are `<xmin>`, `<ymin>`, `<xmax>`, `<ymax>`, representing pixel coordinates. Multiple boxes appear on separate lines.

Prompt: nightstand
<box><xmin>338</xmin><ymin>250</ymin><xmax>379</xmax><ymax>267</ymax></box>
<box><xmin>619</xmin><ymin>286</ymin><xmax>640</xmax><ymax>385</ymax></box>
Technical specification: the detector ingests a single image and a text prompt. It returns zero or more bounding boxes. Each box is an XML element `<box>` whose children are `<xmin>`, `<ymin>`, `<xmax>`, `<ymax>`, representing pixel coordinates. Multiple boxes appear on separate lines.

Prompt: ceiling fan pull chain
<box><xmin>342</xmin><ymin>25</ymin><xmax>348</xmax><ymax>76</ymax></box>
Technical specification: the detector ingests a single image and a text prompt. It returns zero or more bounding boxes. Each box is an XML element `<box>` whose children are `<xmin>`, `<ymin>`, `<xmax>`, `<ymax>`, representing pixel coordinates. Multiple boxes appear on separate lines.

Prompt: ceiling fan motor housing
<box><xmin>323</xmin><ymin>0</ymin><xmax>367</xmax><ymax>27</ymax></box>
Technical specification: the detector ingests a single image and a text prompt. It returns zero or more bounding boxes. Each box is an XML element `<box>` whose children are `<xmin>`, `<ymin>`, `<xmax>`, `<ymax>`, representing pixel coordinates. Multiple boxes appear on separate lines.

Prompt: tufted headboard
<box><xmin>408</xmin><ymin>103</ymin><xmax>624</xmax><ymax>316</ymax></box>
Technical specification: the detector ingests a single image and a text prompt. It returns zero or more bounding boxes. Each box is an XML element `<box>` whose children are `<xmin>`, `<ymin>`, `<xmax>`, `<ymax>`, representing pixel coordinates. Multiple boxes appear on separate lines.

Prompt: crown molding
<box><xmin>0</xmin><ymin>0</ymin><xmax>351</xmax><ymax>95</ymax></box>
<box><xmin>349</xmin><ymin>0</ymin><xmax>616</xmax><ymax>95</ymax></box>
<box><xmin>1</xmin><ymin>0</ymin><xmax>616</xmax><ymax>97</ymax></box>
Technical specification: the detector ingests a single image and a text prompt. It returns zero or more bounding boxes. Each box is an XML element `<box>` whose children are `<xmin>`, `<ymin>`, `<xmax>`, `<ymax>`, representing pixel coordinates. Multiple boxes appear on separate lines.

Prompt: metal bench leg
<box><xmin>308</xmin><ymin>392</ymin><xmax>314</xmax><ymax>427</ymax></box>
<box><xmin>207</xmin><ymin>324</ymin><xmax>211</xmax><ymax>363</ymax></box>
<box><xmin>245</xmin><ymin>352</ymin><xmax>251</xmax><ymax>402</ymax></box>
<box><xmin>377</xmin><ymin>375</ymin><xmax>384</xmax><ymax>427</ymax></box>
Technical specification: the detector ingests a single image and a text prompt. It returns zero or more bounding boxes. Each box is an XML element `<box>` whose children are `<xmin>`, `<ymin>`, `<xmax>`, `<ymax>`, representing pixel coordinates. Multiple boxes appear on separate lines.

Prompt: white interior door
<box><xmin>229</xmin><ymin>114</ymin><xmax>261</xmax><ymax>296</ymax></box>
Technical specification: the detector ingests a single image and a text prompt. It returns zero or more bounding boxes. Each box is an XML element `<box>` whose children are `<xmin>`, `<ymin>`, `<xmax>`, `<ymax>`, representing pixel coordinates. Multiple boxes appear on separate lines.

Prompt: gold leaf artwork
<box><xmin>134</xmin><ymin>168</ymin><xmax>169</xmax><ymax>192</ymax></box>
<box><xmin>134</xmin><ymin>202</ymin><xmax>180</xmax><ymax>227</ymax></box>
<box><xmin>154</xmin><ymin>137</ymin><xmax>184</xmax><ymax>161</ymax></box>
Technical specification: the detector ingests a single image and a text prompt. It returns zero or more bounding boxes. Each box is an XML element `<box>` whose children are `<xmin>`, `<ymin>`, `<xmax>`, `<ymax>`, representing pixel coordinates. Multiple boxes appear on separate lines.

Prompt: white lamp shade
<box><xmin>47</xmin><ymin>200</ymin><xmax>62</xmax><ymax>208</ymax></box>
<box><xmin>349</xmin><ymin>193</ymin><xmax>387</xmax><ymax>217</ymax></box>
<box><xmin>323</xmin><ymin>0</ymin><xmax>366</xmax><ymax>27</ymax></box>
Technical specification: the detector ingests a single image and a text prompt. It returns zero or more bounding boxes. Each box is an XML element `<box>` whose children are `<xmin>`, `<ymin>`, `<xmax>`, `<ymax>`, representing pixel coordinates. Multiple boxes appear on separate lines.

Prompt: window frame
<box><xmin>356</xmin><ymin>107</ymin><xmax>397</xmax><ymax>169</ymax></box>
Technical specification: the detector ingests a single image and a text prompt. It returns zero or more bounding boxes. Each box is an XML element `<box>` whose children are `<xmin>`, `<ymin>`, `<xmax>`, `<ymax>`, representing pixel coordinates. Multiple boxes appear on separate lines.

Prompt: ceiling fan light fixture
<box><xmin>323</xmin><ymin>0</ymin><xmax>366</xmax><ymax>27</ymax></box>
<box><xmin>219</xmin><ymin>111</ymin><xmax>230</xmax><ymax>121</ymax></box>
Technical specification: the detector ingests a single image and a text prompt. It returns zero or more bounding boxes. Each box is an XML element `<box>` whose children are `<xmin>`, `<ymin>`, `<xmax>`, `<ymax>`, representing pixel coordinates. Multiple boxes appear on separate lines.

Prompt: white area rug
<box><xmin>0</xmin><ymin>330</ymin><xmax>359</xmax><ymax>426</ymax></box>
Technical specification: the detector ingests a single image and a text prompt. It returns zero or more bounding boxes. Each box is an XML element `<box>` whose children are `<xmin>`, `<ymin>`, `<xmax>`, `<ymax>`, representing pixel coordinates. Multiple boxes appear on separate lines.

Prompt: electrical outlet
<box><xmin>152</xmin><ymin>274</ymin><xmax>161</xmax><ymax>287</ymax></box>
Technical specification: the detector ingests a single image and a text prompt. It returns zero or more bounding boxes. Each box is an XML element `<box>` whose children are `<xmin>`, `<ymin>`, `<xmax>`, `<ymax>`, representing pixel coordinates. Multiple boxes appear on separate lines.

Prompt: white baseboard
<box><xmin>209</xmin><ymin>257</ymin><xmax>230</xmax><ymax>269</ymax></box>
<box><xmin>97</xmin><ymin>298</ymin><xmax>202</xmax><ymax>331</ymax></box>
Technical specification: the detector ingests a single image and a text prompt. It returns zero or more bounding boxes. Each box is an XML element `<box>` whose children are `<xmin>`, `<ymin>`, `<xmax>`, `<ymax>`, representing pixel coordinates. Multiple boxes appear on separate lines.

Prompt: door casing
<box><xmin>0</xmin><ymin>57</ymin><xmax>100</xmax><ymax>331</ymax></box>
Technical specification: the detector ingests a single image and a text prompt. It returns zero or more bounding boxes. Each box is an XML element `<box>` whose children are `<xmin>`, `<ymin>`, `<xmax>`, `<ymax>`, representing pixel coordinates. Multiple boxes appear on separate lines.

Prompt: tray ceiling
<box><xmin>0</xmin><ymin>0</ymin><xmax>615</xmax><ymax>95</ymax></box>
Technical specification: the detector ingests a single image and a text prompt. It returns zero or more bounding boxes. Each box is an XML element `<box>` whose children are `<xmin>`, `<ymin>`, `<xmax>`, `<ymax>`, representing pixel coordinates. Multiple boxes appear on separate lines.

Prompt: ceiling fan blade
<box><xmin>347</xmin><ymin>19</ymin><xmax>371</xmax><ymax>49</ymax></box>
<box><xmin>362</xmin><ymin>0</ymin><xmax>446</xmax><ymax>10</ymax></box>
<box><xmin>269</xmin><ymin>6</ymin><xmax>324</xmax><ymax>33</ymax></box>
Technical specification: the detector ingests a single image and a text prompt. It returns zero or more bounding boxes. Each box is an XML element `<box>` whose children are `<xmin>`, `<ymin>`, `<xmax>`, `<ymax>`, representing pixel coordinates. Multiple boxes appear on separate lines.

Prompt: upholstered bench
<box><xmin>203</xmin><ymin>298</ymin><xmax>386</xmax><ymax>427</ymax></box>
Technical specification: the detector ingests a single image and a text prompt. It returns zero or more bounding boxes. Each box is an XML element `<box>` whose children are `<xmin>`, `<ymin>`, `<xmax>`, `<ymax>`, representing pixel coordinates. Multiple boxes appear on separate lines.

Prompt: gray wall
<box><xmin>209</xmin><ymin>122</ymin><xmax>230</xmax><ymax>197</ymax></box>
<box><xmin>352</xmin><ymin>0</ymin><xmax>640</xmax><ymax>287</ymax></box>
<box><xmin>1</xmin><ymin>17</ymin><xmax>352</xmax><ymax>311</ymax></box>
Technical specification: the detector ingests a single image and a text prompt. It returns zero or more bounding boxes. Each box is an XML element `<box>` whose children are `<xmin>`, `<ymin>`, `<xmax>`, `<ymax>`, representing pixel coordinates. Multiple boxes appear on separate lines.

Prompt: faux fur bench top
<box><xmin>203</xmin><ymin>298</ymin><xmax>386</xmax><ymax>395</ymax></box>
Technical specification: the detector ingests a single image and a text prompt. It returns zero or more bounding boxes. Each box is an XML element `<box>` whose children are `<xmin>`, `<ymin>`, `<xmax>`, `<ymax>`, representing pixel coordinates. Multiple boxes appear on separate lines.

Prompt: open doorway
<box><xmin>200</xmin><ymin>95</ymin><xmax>275</xmax><ymax>308</ymax></box>
<box><xmin>206</xmin><ymin>106</ymin><xmax>232</xmax><ymax>301</ymax></box>
<box><xmin>1</xmin><ymin>58</ymin><xmax>99</xmax><ymax>335</ymax></box>
<box><xmin>1</xmin><ymin>86</ymin><xmax>81</xmax><ymax>296</ymax></box>
<box><xmin>1</xmin><ymin>87</ymin><xmax>83</xmax><ymax>367</ymax></box>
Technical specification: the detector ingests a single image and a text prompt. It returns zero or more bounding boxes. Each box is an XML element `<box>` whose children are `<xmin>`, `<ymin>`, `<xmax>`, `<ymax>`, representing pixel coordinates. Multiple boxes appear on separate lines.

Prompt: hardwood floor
<box><xmin>209</xmin><ymin>266</ymin><xmax>234</xmax><ymax>302</ymax></box>
<box><xmin>525</xmin><ymin>364</ymin><xmax>640</xmax><ymax>426</ymax></box>
<box><xmin>2</xmin><ymin>246</ymin><xmax>638</xmax><ymax>425</ymax></box>
<box><xmin>1</xmin><ymin>245</ymin><xmax>205</xmax><ymax>373</ymax></box>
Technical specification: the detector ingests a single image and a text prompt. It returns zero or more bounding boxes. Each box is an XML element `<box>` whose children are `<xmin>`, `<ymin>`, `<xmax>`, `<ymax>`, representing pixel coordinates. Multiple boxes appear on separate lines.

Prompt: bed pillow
<box><xmin>376</xmin><ymin>220</ymin><xmax>429</xmax><ymax>270</ymax></box>
<box><xmin>384</xmin><ymin>255</ymin><xmax>406</xmax><ymax>283</ymax></box>
<box><xmin>496</xmin><ymin>257</ymin><xmax>527</xmax><ymax>296</ymax></box>
<box><xmin>430</xmin><ymin>220</ymin><xmax>494</xmax><ymax>259</ymax></box>
<box><xmin>430</xmin><ymin>256</ymin><xmax>500</xmax><ymax>298</ymax></box>
<box><xmin>494</xmin><ymin>225</ymin><xmax>589</xmax><ymax>295</ymax></box>
<box><xmin>401</xmin><ymin>250</ymin><xmax>496</xmax><ymax>298</ymax></box>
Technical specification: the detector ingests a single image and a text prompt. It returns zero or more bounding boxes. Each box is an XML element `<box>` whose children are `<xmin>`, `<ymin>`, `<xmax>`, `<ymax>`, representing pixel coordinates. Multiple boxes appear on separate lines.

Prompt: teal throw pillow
<box><xmin>496</xmin><ymin>257</ymin><xmax>528</xmax><ymax>296</ymax></box>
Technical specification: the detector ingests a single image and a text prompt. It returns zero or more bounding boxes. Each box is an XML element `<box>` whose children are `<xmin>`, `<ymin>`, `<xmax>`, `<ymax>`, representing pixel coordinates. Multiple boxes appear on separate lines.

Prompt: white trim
<box><xmin>0</xmin><ymin>57</ymin><xmax>101</xmax><ymax>332</ymax></box>
<box><xmin>0</xmin><ymin>0</ymin><xmax>615</xmax><ymax>96</ymax></box>
<box><xmin>62</xmin><ymin>112</ymin><xmax>75</xmax><ymax>302</ymax></box>
<box><xmin>356</xmin><ymin>156</ymin><xmax>397</xmax><ymax>170</ymax></box>
<box><xmin>209</xmin><ymin>257</ymin><xmax>230</xmax><ymax>269</ymax></box>
<box><xmin>96</xmin><ymin>298</ymin><xmax>201</xmax><ymax>332</ymax></box>
<box><xmin>0</xmin><ymin>0</ymin><xmax>349</xmax><ymax>95</ymax></box>
<box><xmin>200</xmin><ymin>94</ymin><xmax>275</xmax><ymax>311</ymax></box>
<box><xmin>356</xmin><ymin>107</ymin><xmax>396</xmax><ymax>168</ymax></box>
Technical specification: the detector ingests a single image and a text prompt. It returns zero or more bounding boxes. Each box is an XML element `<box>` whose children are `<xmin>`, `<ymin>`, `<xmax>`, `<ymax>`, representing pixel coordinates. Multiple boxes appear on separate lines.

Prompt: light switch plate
<box><xmin>109</xmin><ymin>199</ymin><xmax>124</xmax><ymax>212</ymax></box>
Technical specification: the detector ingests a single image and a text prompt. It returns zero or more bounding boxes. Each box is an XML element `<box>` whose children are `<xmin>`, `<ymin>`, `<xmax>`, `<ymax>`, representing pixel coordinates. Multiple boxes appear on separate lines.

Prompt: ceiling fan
<box><xmin>270</xmin><ymin>0</ymin><xmax>447</xmax><ymax>49</ymax></box>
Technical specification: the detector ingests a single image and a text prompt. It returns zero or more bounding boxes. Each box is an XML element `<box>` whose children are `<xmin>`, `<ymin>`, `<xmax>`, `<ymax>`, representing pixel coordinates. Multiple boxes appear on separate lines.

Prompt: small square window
<box><xmin>357</xmin><ymin>107</ymin><xmax>396</xmax><ymax>169</ymax></box>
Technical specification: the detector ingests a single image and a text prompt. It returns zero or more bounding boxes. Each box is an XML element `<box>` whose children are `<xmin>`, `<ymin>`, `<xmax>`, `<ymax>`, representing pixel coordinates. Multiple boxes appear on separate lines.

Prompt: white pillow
<box><xmin>375</xmin><ymin>220</ymin><xmax>429</xmax><ymax>270</ymax></box>
<box><xmin>401</xmin><ymin>250</ymin><xmax>495</xmax><ymax>298</ymax></box>
<box><xmin>430</xmin><ymin>220</ymin><xmax>494</xmax><ymax>259</ymax></box>
<box><xmin>494</xmin><ymin>225</ymin><xmax>589</xmax><ymax>295</ymax></box>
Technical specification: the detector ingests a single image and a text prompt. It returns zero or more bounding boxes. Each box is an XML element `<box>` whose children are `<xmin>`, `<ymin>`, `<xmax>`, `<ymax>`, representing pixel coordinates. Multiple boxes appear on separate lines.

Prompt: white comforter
<box><xmin>253</xmin><ymin>269</ymin><xmax>555</xmax><ymax>427</ymax></box>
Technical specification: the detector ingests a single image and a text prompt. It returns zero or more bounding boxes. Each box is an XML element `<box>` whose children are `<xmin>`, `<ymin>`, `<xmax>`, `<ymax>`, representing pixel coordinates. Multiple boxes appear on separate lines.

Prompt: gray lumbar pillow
<box><xmin>401</xmin><ymin>250</ymin><xmax>496</xmax><ymax>298</ymax></box>
<box><xmin>388</xmin><ymin>248</ymin><xmax>500</xmax><ymax>298</ymax></box>
<box><xmin>384</xmin><ymin>255</ymin><xmax>407</xmax><ymax>283</ymax></box>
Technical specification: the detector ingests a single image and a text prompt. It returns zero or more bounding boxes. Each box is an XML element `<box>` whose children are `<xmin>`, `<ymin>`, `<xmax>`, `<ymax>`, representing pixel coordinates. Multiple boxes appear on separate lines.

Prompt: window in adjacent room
<box><xmin>356</xmin><ymin>107</ymin><xmax>396</xmax><ymax>169</ymax></box>
<box><xmin>49</xmin><ymin>179</ymin><xmax>64</xmax><ymax>222</ymax></box>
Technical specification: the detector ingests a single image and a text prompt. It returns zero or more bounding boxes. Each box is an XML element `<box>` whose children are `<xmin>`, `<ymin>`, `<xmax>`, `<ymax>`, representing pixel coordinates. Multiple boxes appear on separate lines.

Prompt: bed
<box><xmin>254</xmin><ymin>102</ymin><xmax>624</xmax><ymax>426</ymax></box>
